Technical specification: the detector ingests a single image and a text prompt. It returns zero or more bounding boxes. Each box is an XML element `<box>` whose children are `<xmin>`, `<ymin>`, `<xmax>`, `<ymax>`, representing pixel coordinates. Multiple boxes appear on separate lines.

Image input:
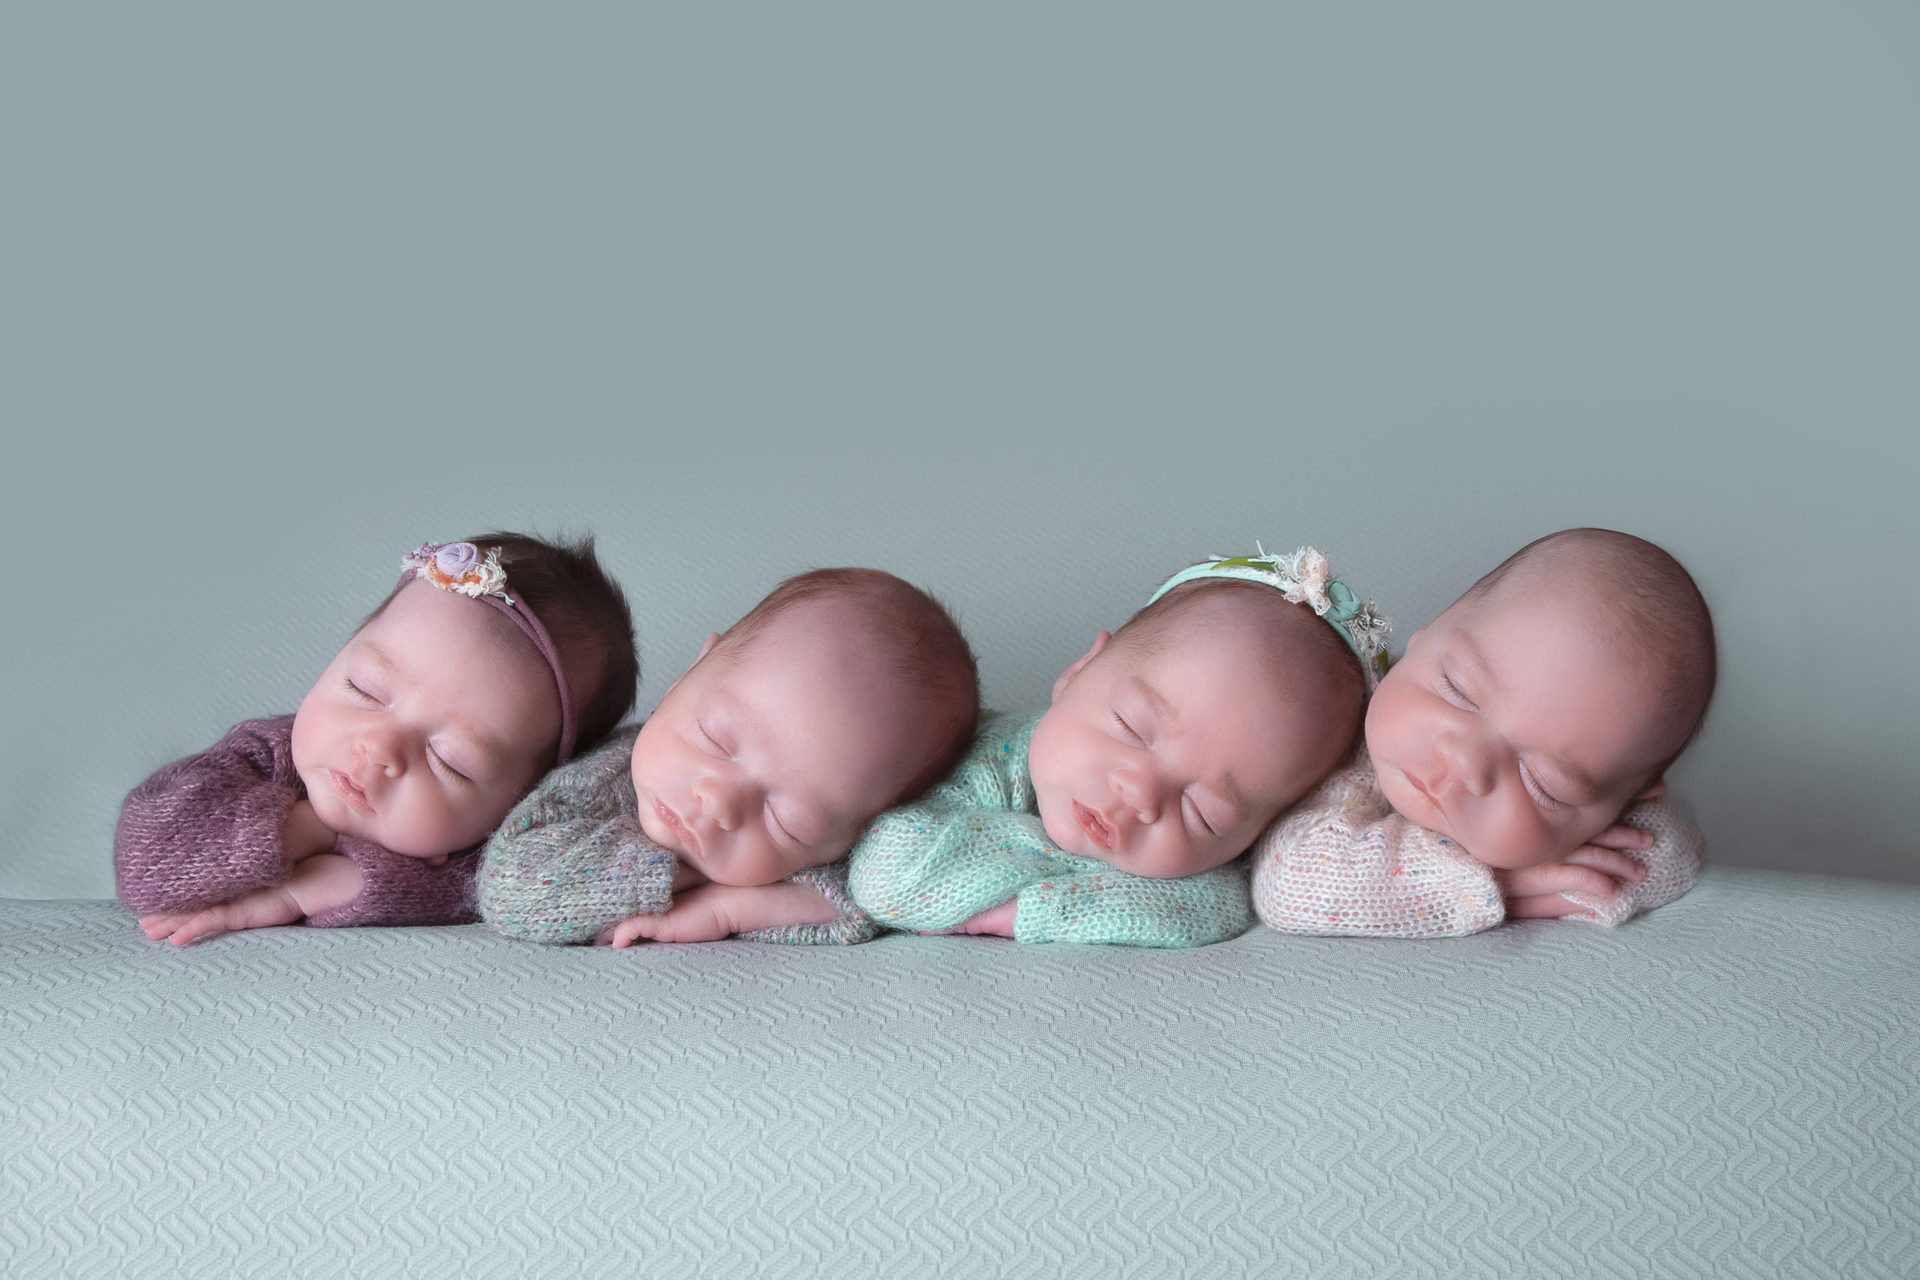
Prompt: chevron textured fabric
<box><xmin>3</xmin><ymin>869</ymin><xmax>1915</xmax><ymax>1278</ymax></box>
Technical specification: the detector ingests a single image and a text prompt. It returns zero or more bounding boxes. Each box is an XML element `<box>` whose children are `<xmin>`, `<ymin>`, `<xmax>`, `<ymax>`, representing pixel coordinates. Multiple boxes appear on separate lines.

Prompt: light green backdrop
<box><xmin>4</xmin><ymin>3</ymin><xmax>1915</xmax><ymax>897</ymax></box>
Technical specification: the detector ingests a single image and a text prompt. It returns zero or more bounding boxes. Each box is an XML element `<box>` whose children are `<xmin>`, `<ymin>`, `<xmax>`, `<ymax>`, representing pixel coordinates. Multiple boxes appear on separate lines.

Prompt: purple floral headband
<box><xmin>399</xmin><ymin>541</ymin><xmax>577</xmax><ymax>763</ymax></box>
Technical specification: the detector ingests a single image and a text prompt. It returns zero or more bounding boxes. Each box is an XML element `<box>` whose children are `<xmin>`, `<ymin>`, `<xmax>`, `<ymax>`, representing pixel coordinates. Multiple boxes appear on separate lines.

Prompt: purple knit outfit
<box><xmin>114</xmin><ymin>716</ymin><xmax>479</xmax><ymax>928</ymax></box>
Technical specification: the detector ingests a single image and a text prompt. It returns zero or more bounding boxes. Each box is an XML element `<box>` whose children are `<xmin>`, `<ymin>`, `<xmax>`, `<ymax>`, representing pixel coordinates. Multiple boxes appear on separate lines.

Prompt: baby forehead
<box><xmin>1119</xmin><ymin>588</ymin><xmax>1352</xmax><ymax>678</ymax></box>
<box><xmin>349</xmin><ymin>592</ymin><xmax>555</xmax><ymax>725</ymax></box>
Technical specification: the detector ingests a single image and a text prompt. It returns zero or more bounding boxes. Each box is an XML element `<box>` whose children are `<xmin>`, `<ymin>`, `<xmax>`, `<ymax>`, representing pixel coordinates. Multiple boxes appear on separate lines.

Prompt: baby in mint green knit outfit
<box><xmin>478</xmin><ymin>568</ymin><xmax>978</xmax><ymax>946</ymax></box>
<box><xmin>849</xmin><ymin>548</ymin><xmax>1389</xmax><ymax>947</ymax></box>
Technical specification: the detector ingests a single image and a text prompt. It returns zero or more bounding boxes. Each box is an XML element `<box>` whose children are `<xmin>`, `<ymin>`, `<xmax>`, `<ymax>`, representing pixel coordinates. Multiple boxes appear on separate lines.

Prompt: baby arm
<box><xmin>115</xmin><ymin>717</ymin><xmax>308</xmax><ymax>916</ymax></box>
<box><xmin>474</xmin><ymin>730</ymin><xmax>677</xmax><ymax>944</ymax></box>
<box><xmin>847</xmin><ymin>803</ymin><xmax>1060</xmax><ymax>934</ymax></box>
<box><xmin>1250</xmin><ymin>764</ymin><xmax>1508</xmax><ymax>938</ymax></box>
<box><xmin>1013</xmin><ymin>858</ymin><xmax>1253</xmax><ymax>947</ymax></box>
<box><xmin>599</xmin><ymin>881</ymin><xmax>842</xmax><ymax>946</ymax></box>
<box><xmin>140</xmin><ymin>852</ymin><xmax>364</xmax><ymax>947</ymax></box>
<box><xmin>1532</xmin><ymin>792</ymin><xmax>1706</xmax><ymax>925</ymax></box>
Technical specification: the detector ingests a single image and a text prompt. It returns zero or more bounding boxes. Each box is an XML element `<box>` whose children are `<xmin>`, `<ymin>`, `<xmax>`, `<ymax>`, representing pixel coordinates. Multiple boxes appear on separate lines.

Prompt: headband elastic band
<box><xmin>399</xmin><ymin>542</ymin><xmax>578</xmax><ymax>763</ymax></box>
<box><xmin>1148</xmin><ymin>544</ymin><xmax>1391</xmax><ymax>686</ymax></box>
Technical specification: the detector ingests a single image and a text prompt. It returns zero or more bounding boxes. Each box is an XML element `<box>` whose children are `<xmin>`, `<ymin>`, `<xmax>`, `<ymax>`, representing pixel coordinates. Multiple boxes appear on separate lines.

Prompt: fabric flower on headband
<box><xmin>402</xmin><ymin>542</ymin><xmax>513</xmax><ymax>604</ymax></box>
<box><xmin>1183</xmin><ymin>543</ymin><xmax>1393</xmax><ymax>680</ymax></box>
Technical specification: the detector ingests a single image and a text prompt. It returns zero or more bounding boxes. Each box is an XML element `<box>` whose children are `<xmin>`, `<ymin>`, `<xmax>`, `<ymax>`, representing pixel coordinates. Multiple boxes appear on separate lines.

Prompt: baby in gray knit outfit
<box><xmin>477</xmin><ymin>568</ymin><xmax>979</xmax><ymax>946</ymax></box>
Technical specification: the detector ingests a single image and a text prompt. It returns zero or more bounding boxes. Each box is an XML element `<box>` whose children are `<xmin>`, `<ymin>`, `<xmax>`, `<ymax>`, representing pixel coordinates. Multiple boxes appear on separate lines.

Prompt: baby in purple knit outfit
<box><xmin>115</xmin><ymin>532</ymin><xmax>638</xmax><ymax>946</ymax></box>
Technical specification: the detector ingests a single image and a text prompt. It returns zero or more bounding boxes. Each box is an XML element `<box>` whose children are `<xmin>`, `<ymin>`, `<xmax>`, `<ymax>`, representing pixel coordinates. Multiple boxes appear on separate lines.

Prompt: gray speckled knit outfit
<box><xmin>475</xmin><ymin>725</ymin><xmax>878</xmax><ymax>945</ymax></box>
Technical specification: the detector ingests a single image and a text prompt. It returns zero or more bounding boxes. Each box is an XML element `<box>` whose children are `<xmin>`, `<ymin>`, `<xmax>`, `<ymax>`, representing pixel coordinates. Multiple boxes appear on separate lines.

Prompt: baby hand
<box><xmin>928</xmin><ymin>899</ymin><xmax>1016</xmax><ymax>937</ymax></box>
<box><xmin>137</xmin><ymin>853</ymin><xmax>361</xmax><ymax>947</ymax></box>
<box><xmin>140</xmin><ymin>884</ymin><xmax>305</xmax><ymax>947</ymax></box>
<box><xmin>595</xmin><ymin>882</ymin><xmax>842</xmax><ymax>947</ymax></box>
<box><xmin>1497</xmin><ymin>830</ymin><xmax>1650</xmax><ymax>919</ymax></box>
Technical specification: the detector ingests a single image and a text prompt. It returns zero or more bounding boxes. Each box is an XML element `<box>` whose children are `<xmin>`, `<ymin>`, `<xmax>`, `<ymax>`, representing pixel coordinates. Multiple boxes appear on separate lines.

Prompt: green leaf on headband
<box><xmin>1210</xmin><ymin>556</ymin><xmax>1277</xmax><ymax>572</ymax></box>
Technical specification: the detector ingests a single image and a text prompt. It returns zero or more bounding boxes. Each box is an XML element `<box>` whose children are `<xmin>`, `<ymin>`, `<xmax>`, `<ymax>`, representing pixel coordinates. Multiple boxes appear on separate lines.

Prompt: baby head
<box><xmin>1367</xmin><ymin>527</ymin><xmax>1717</xmax><ymax>870</ymax></box>
<box><xmin>292</xmin><ymin>533</ymin><xmax>638</xmax><ymax>862</ymax></box>
<box><xmin>631</xmin><ymin>568</ymin><xmax>979</xmax><ymax>886</ymax></box>
<box><xmin>1028</xmin><ymin>548</ymin><xmax>1381</xmax><ymax>879</ymax></box>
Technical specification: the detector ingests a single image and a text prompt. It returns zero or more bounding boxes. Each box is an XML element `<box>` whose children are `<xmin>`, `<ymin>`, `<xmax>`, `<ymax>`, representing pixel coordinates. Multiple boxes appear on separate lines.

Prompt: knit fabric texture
<box><xmin>847</xmin><ymin>713</ymin><xmax>1253</xmax><ymax>948</ymax></box>
<box><xmin>113</xmin><ymin>716</ymin><xmax>480</xmax><ymax>928</ymax></box>
<box><xmin>475</xmin><ymin>725</ymin><xmax>878</xmax><ymax>946</ymax></box>
<box><xmin>1249</xmin><ymin>747</ymin><xmax>1706</xmax><ymax>937</ymax></box>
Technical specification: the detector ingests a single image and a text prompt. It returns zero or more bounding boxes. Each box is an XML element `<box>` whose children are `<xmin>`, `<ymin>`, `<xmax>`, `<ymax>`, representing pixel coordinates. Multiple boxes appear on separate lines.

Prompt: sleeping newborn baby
<box><xmin>848</xmin><ymin>547</ymin><xmax>1388</xmax><ymax>947</ymax></box>
<box><xmin>476</xmin><ymin>568</ymin><xmax>979</xmax><ymax>945</ymax></box>
<box><xmin>1251</xmin><ymin>527</ymin><xmax>1714</xmax><ymax>936</ymax></box>
<box><xmin>116</xmin><ymin>534</ymin><xmax>638</xmax><ymax>945</ymax></box>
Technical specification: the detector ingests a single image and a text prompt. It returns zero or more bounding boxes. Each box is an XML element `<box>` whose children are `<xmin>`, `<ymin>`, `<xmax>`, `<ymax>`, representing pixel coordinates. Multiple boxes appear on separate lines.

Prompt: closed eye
<box><xmin>1437</xmin><ymin>671</ymin><xmax>1477</xmax><ymax>710</ymax></box>
<box><xmin>345</xmin><ymin>678</ymin><xmax>380</xmax><ymax>704</ymax></box>
<box><xmin>697</xmin><ymin>723</ymin><xmax>732</xmax><ymax>758</ymax></box>
<box><xmin>1519</xmin><ymin>763</ymin><xmax>1561</xmax><ymax>809</ymax></box>
<box><xmin>427</xmin><ymin>746</ymin><xmax>471</xmax><ymax>784</ymax></box>
<box><xmin>1183</xmin><ymin>793</ymin><xmax>1217</xmax><ymax>837</ymax></box>
<box><xmin>765</xmin><ymin>802</ymin><xmax>801</xmax><ymax>844</ymax></box>
<box><xmin>1111</xmin><ymin>711</ymin><xmax>1142</xmax><ymax>743</ymax></box>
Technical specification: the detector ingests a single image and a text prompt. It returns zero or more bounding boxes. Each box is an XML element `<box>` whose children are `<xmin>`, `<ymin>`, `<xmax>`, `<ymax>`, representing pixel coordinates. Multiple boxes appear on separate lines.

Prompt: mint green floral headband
<box><xmin>1148</xmin><ymin>545</ymin><xmax>1391</xmax><ymax>685</ymax></box>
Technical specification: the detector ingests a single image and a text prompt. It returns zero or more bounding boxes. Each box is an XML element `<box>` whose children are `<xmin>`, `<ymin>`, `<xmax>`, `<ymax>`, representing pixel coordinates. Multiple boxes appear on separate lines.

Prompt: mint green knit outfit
<box><xmin>476</xmin><ymin>726</ymin><xmax>878</xmax><ymax>946</ymax></box>
<box><xmin>847</xmin><ymin>714</ymin><xmax>1252</xmax><ymax>948</ymax></box>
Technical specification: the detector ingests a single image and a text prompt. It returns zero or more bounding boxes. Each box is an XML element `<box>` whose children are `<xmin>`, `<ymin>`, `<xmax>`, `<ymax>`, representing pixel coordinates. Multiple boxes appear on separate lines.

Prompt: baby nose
<box><xmin>1109</xmin><ymin>764</ymin><xmax>1160</xmax><ymax>821</ymax></box>
<box><xmin>355</xmin><ymin>727</ymin><xmax>403</xmax><ymax>777</ymax></box>
<box><xmin>696</xmin><ymin>775</ymin><xmax>745</xmax><ymax>832</ymax></box>
<box><xmin>1435</xmin><ymin>734</ymin><xmax>1494</xmax><ymax>798</ymax></box>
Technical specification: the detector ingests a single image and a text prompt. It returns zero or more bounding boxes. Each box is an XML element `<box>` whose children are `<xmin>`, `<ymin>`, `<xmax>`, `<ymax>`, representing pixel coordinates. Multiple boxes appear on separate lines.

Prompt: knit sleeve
<box><xmin>847</xmin><ymin>715</ymin><xmax>1063</xmax><ymax>933</ymax></box>
<box><xmin>1249</xmin><ymin>758</ymin><xmax>1506</xmax><ymax>939</ymax></box>
<box><xmin>474</xmin><ymin>727</ymin><xmax>677</xmax><ymax>944</ymax></box>
<box><xmin>736</xmin><ymin>860</ymin><xmax>882</xmax><ymax>945</ymax></box>
<box><xmin>1013</xmin><ymin>858</ymin><xmax>1253</xmax><ymax>948</ymax></box>
<box><xmin>113</xmin><ymin>716</ymin><xmax>302</xmax><ymax>916</ymax></box>
<box><xmin>848</xmin><ymin>804</ymin><xmax>1063</xmax><ymax>934</ymax></box>
<box><xmin>1556</xmin><ymin>793</ymin><xmax>1707</xmax><ymax>926</ymax></box>
<box><xmin>304</xmin><ymin>841</ymin><xmax>481</xmax><ymax>928</ymax></box>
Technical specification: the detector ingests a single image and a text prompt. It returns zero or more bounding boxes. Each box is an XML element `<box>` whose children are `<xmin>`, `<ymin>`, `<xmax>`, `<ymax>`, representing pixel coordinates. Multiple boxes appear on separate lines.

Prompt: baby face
<box><xmin>1027</xmin><ymin>615</ymin><xmax>1347</xmax><ymax>879</ymax></box>
<box><xmin>630</xmin><ymin>603</ymin><xmax>930</xmax><ymax>887</ymax></box>
<box><xmin>1366</xmin><ymin>582</ymin><xmax>1675</xmax><ymax>870</ymax></box>
<box><xmin>291</xmin><ymin>581</ymin><xmax>563</xmax><ymax>860</ymax></box>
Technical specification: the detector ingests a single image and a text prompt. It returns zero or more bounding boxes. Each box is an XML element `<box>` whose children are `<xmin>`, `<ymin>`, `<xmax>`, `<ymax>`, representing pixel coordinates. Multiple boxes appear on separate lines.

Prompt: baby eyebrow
<box><xmin>1132</xmin><ymin>678</ymin><xmax>1176</xmax><ymax>723</ymax></box>
<box><xmin>355</xmin><ymin>641</ymin><xmax>398</xmax><ymax>674</ymax></box>
<box><xmin>1449</xmin><ymin>632</ymin><xmax>1496</xmax><ymax>693</ymax></box>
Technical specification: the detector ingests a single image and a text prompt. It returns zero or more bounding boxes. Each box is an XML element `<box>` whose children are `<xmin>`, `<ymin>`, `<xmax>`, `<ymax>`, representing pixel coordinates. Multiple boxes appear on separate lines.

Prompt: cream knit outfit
<box><xmin>1250</xmin><ymin>747</ymin><xmax>1705</xmax><ymax>937</ymax></box>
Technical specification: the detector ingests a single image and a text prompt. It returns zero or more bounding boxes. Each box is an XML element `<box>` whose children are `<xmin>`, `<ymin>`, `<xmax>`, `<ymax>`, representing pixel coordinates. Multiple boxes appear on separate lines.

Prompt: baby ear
<box><xmin>1635</xmin><ymin>776</ymin><xmax>1668</xmax><ymax>801</ymax></box>
<box><xmin>1050</xmin><ymin>632</ymin><xmax>1112</xmax><ymax>703</ymax></box>
<box><xmin>661</xmin><ymin>632</ymin><xmax>724</xmax><ymax>698</ymax></box>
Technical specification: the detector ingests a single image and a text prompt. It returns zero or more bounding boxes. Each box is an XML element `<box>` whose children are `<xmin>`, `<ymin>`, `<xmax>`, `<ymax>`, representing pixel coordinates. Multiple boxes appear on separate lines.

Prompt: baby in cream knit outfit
<box><xmin>1252</xmin><ymin>528</ymin><xmax>1713</xmax><ymax>936</ymax></box>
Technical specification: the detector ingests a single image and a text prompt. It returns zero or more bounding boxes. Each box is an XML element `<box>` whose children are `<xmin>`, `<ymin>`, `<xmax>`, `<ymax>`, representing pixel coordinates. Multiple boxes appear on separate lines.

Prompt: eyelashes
<box><xmin>426</xmin><ymin>747</ymin><xmax>470</xmax><ymax>784</ymax></box>
<box><xmin>1519</xmin><ymin>763</ymin><xmax>1562</xmax><ymax>809</ymax></box>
